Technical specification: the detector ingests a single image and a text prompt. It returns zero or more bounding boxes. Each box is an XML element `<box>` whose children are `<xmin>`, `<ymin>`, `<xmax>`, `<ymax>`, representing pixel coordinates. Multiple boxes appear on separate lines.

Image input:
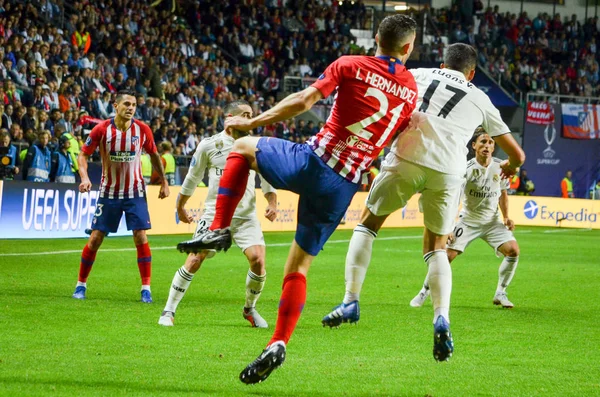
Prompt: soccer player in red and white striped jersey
<box><xmin>72</xmin><ymin>90</ymin><xmax>170</xmax><ymax>303</ymax></box>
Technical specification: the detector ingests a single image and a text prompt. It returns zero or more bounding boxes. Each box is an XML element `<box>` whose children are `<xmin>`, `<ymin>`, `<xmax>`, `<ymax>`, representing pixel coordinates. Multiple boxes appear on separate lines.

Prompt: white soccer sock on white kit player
<box><xmin>425</xmin><ymin>250</ymin><xmax>452</xmax><ymax>323</ymax></box>
<box><xmin>164</xmin><ymin>266</ymin><xmax>195</xmax><ymax>313</ymax></box>
<box><xmin>245</xmin><ymin>270</ymin><xmax>266</xmax><ymax>309</ymax></box>
<box><xmin>343</xmin><ymin>224</ymin><xmax>377</xmax><ymax>304</ymax></box>
<box><xmin>497</xmin><ymin>256</ymin><xmax>519</xmax><ymax>293</ymax></box>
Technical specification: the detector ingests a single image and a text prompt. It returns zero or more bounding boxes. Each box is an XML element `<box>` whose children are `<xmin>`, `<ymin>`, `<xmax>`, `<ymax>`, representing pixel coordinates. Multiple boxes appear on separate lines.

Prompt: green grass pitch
<box><xmin>0</xmin><ymin>227</ymin><xmax>599</xmax><ymax>396</ymax></box>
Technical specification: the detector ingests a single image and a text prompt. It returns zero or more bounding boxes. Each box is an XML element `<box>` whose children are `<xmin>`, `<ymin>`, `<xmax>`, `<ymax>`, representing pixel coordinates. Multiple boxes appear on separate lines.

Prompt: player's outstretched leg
<box><xmin>159</xmin><ymin>252</ymin><xmax>208</xmax><ymax>326</ymax></box>
<box><xmin>322</xmin><ymin>224</ymin><xmax>376</xmax><ymax>327</ymax></box>
<box><xmin>178</xmin><ymin>149</ymin><xmax>255</xmax><ymax>253</ymax></box>
<box><xmin>493</xmin><ymin>242</ymin><xmax>520</xmax><ymax>309</ymax></box>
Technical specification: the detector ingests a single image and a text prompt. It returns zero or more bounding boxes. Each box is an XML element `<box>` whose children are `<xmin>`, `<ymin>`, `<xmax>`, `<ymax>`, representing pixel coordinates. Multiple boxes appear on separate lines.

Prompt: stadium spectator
<box><xmin>22</xmin><ymin>130</ymin><xmax>51</xmax><ymax>182</ymax></box>
<box><xmin>517</xmin><ymin>169</ymin><xmax>535</xmax><ymax>195</ymax></box>
<box><xmin>0</xmin><ymin>129</ymin><xmax>19</xmax><ymax>177</ymax></box>
<box><xmin>49</xmin><ymin>134</ymin><xmax>76</xmax><ymax>183</ymax></box>
<box><xmin>561</xmin><ymin>170</ymin><xmax>574</xmax><ymax>198</ymax></box>
<box><xmin>590</xmin><ymin>179</ymin><xmax>600</xmax><ymax>199</ymax></box>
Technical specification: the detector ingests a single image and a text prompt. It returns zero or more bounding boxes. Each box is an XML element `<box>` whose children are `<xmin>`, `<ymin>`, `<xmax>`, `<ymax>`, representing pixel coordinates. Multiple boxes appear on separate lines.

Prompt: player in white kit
<box><xmin>410</xmin><ymin>131</ymin><xmax>520</xmax><ymax>309</ymax></box>
<box><xmin>322</xmin><ymin>44</ymin><xmax>526</xmax><ymax>361</ymax></box>
<box><xmin>158</xmin><ymin>100</ymin><xmax>278</xmax><ymax>327</ymax></box>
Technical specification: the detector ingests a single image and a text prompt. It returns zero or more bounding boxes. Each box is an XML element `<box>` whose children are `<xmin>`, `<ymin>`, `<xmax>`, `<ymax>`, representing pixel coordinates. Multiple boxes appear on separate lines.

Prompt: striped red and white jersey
<box><xmin>82</xmin><ymin>118</ymin><xmax>157</xmax><ymax>199</ymax></box>
<box><xmin>308</xmin><ymin>55</ymin><xmax>417</xmax><ymax>183</ymax></box>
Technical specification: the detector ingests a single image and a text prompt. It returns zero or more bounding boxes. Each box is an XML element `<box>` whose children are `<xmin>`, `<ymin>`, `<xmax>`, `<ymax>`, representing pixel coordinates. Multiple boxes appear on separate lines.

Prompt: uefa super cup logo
<box><xmin>543</xmin><ymin>124</ymin><xmax>556</xmax><ymax>158</ymax></box>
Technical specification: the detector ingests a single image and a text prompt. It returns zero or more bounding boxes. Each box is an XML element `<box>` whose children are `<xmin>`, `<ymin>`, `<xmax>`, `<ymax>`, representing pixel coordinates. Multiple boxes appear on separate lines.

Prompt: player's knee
<box><xmin>447</xmin><ymin>249</ymin><xmax>460</xmax><ymax>262</ymax></box>
<box><xmin>88</xmin><ymin>233</ymin><xmax>104</xmax><ymax>250</ymax></box>
<box><xmin>247</xmin><ymin>253</ymin><xmax>265</xmax><ymax>273</ymax></box>
<box><xmin>504</xmin><ymin>243</ymin><xmax>520</xmax><ymax>258</ymax></box>
<box><xmin>132</xmin><ymin>230</ymin><xmax>148</xmax><ymax>245</ymax></box>
<box><xmin>232</xmin><ymin>136</ymin><xmax>257</xmax><ymax>157</ymax></box>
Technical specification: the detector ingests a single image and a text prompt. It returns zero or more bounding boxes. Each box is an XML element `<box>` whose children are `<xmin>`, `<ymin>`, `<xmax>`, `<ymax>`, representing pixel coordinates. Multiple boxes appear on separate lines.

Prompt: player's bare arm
<box><xmin>149</xmin><ymin>151</ymin><xmax>170</xmax><ymax>199</ymax></box>
<box><xmin>226</xmin><ymin>87</ymin><xmax>324</xmax><ymax>132</ymax></box>
<box><xmin>264</xmin><ymin>192</ymin><xmax>278</xmax><ymax>222</ymax></box>
<box><xmin>77</xmin><ymin>151</ymin><xmax>92</xmax><ymax>193</ymax></box>
<box><xmin>499</xmin><ymin>190</ymin><xmax>514</xmax><ymax>231</ymax></box>
<box><xmin>176</xmin><ymin>193</ymin><xmax>194</xmax><ymax>224</ymax></box>
<box><xmin>493</xmin><ymin>134</ymin><xmax>526</xmax><ymax>179</ymax></box>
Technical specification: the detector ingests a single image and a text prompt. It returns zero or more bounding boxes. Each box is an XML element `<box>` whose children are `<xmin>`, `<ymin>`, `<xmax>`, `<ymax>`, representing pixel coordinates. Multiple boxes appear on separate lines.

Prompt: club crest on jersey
<box><xmin>493</xmin><ymin>174</ymin><xmax>500</xmax><ymax>183</ymax></box>
<box><xmin>132</xmin><ymin>136</ymin><xmax>139</xmax><ymax>146</ymax></box>
<box><xmin>215</xmin><ymin>140</ymin><xmax>223</xmax><ymax>150</ymax></box>
<box><xmin>345</xmin><ymin>135</ymin><xmax>374</xmax><ymax>152</ymax></box>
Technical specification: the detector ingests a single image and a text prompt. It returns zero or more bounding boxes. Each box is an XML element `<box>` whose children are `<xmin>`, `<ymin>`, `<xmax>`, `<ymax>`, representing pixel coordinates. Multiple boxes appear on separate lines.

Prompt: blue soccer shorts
<box><xmin>256</xmin><ymin>137</ymin><xmax>359</xmax><ymax>256</ymax></box>
<box><xmin>91</xmin><ymin>196</ymin><xmax>152</xmax><ymax>233</ymax></box>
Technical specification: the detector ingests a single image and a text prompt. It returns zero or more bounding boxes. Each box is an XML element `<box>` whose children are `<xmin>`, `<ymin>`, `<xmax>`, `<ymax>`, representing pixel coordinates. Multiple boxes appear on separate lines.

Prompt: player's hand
<box><xmin>225</xmin><ymin>115</ymin><xmax>254</xmax><ymax>133</ymax></box>
<box><xmin>499</xmin><ymin>160</ymin><xmax>519</xmax><ymax>180</ymax></box>
<box><xmin>159</xmin><ymin>180</ymin><xmax>170</xmax><ymax>199</ymax></box>
<box><xmin>447</xmin><ymin>234</ymin><xmax>456</xmax><ymax>245</ymax></box>
<box><xmin>177</xmin><ymin>207</ymin><xmax>193</xmax><ymax>224</ymax></box>
<box><xmin>79</xmin><ymin>178</ymin><xmax>92</xmax><ymax>193</ymax></box>
<box><xmin>504</xmin><ymin>218</ymin><xmax>515</xmax><ymax>231</ymax></box>
<box><xmin>265</xmin><ymin>204</ymin><xmax>277</xmax><ymax>222</ymax></box>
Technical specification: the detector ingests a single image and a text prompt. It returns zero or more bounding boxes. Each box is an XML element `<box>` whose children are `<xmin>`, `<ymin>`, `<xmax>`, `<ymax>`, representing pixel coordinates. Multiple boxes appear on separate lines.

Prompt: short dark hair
<box><xmin>377</xmin><ymin>14</ymin><xmax>417</xmax><ymax>52</ymax></box>
<box><xmin>115</xmin><ymin>89</ymin><xmax>136</xmax><ymax>103</ymax></box>
<box><xmin>444</xmin><ymin>43</ymin><xmax>478</xmax><ymax>75</ymax></box>
<box><xmin>224</xmin><ymin>99</ymin><xmax>251</xmax><ymax>116</ymax></box>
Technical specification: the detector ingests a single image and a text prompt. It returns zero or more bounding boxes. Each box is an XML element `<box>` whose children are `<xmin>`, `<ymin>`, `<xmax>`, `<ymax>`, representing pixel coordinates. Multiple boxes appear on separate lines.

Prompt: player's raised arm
<box><xmin>493</xmin><ymin>134</ymin><xmax>526</xmax><ymax>178</ymax></box>
<box><xmin>226</xmin><ymin>86</ymin><xmax>324</xmax><ymax>133</ymax></box>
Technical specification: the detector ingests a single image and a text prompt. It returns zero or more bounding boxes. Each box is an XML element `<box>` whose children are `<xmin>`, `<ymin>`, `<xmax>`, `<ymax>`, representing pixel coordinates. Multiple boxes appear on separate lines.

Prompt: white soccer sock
<box><xmin>497</xmin><ymin>256</ymin><xmax>519</xmax><ymax>293</ymax></box>
<box><xmin>141</xmin><ymin>285</ymin><xmax>151</xmax><ymax>291</ymax></box>
<box><xmin>76</xmin><ymin>281</ymin><xmax>86</xmax><ymax>288</ymax></box>
<box><xmin>164</xmin><ymin>266</ymin><xmax>195</xmax><ymax>313</ymax></box>
<box><xmin>343</xmin><ymin>224</ymin><xmax>377</xmax><ymax>304</ymax></box>
<box><xmin>423</xmin><ymin>271</ymin><xmax>430</xmax><ymax>291</ymax></box>
<box><xmin>245</xmin><ymin>270</ymin><xmax>266</xmax><ymax>309</ymax></box>
<box><xmin>425</xmin><ymin>250</ymin><xmax>452</xmax><ymax>324</ymax></box>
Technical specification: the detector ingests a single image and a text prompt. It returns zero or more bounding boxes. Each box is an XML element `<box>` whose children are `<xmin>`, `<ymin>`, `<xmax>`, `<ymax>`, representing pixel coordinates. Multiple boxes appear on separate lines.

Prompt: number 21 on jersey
<box><xmin>345</xmin><ymin>87</ymin><xmax>405</xmax><ymax>147</ymax></box>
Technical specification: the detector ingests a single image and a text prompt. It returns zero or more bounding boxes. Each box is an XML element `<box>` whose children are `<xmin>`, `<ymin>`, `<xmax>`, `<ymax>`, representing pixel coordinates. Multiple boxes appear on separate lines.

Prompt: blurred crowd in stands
<box><xmin>0</xmin><ymin>0</ymin><xmax>370</xmax><ymax>181</ymax></box>
<box><xmin>422</xmin><ymin>3</ymin><xmax>600</xmax><ymax>101</ymax></box>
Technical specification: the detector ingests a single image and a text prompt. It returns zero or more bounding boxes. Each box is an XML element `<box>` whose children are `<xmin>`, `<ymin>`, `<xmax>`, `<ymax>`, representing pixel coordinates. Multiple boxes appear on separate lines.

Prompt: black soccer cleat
<box><xmin>239</xmin><ymin>342</ymin><xmax>286</xmax><ymax>384</ymax></box>
<box><xmin>177</xmin><ymin>228</ymin><xmax>232</xmax><ymax>254</ymax></box>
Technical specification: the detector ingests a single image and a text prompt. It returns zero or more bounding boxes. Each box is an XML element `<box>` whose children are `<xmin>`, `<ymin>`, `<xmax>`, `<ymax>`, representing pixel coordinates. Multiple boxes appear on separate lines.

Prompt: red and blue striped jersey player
<box><xmin>72</xmin><ymin>89</ymin><xmax>170</xmax><ymax>303</ymax></box>
<box><xmin>176</xmin><ymin>15</ymin><xmax>418</xmax><ymax>384</ymax></box>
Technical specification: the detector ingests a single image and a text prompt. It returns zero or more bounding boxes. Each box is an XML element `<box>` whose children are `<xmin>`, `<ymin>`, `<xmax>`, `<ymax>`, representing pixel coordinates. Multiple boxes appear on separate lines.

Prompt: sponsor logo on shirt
<box><xmin>109</xmin><ymin>150</ymin><xmax>136</xmax><ymax>162</ymax></box>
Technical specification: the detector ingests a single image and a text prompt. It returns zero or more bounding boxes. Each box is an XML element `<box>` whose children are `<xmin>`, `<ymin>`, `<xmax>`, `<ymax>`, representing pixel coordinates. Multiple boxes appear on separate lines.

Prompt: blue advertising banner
<box><xmin>523</xmin><ymin>104</ymin><xmax>600</xmax><ymax>198</ymax></box>
<box><xmin>0</xmin><ymin>180</ymin><xmax>130</xmax><ymax>239</ymax></box>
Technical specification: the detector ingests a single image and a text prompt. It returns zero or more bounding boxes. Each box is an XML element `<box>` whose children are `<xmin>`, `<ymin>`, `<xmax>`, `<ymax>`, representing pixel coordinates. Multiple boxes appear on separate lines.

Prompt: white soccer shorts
<box><xmin>366</xmin><ymin>153</ymin><xmax>464</xmax><ymax>236</ymax></box>
<box><xmin>195</xmin><ymin>215</ymin><xmax>265</xmax><ymax>252</ymax></box>
<box><xmin>448</xmin><ymin>219</ymin><xmax>516</xmax><ymax>255</ymax></box>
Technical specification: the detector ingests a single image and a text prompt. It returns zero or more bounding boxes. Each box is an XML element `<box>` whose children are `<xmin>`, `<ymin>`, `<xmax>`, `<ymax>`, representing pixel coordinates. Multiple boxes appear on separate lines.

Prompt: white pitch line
<box><xmin>0</xmin><ymin>235</ymin><xmax>423</xmax><ymax>257</ymax></box>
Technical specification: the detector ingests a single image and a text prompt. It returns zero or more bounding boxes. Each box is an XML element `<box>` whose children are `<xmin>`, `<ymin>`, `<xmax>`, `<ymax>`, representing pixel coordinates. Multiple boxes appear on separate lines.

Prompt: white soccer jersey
<box><xmin>392</xmin><ymin>68</ymin><xmax>511</xmax><ymax>176</ymax></box>
<box><xmin>180</xmin><ymin>131</ymin><xmax>275</xmax><ymax>220</ymax></box>
<box><xmin>459</xmin><ymin>157</ymin><xmax>509</xmax><ymax>226</ymax></box>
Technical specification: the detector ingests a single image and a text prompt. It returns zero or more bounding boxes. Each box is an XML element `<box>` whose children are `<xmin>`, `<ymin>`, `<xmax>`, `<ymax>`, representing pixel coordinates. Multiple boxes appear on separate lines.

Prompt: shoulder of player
<box><xmin>133</xmin><ymin>119</ymin><xmax>152</xmax><ymax>132</ymax></box>
<box><xmin>466</xmin><ymin>158</ymin><xmax>477</xmax><ymax>168</ymax></box>
<box><xmin>492</xmin><ymin>157</ymin><xmax>503</xmax><ymax>164</ymax></box>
